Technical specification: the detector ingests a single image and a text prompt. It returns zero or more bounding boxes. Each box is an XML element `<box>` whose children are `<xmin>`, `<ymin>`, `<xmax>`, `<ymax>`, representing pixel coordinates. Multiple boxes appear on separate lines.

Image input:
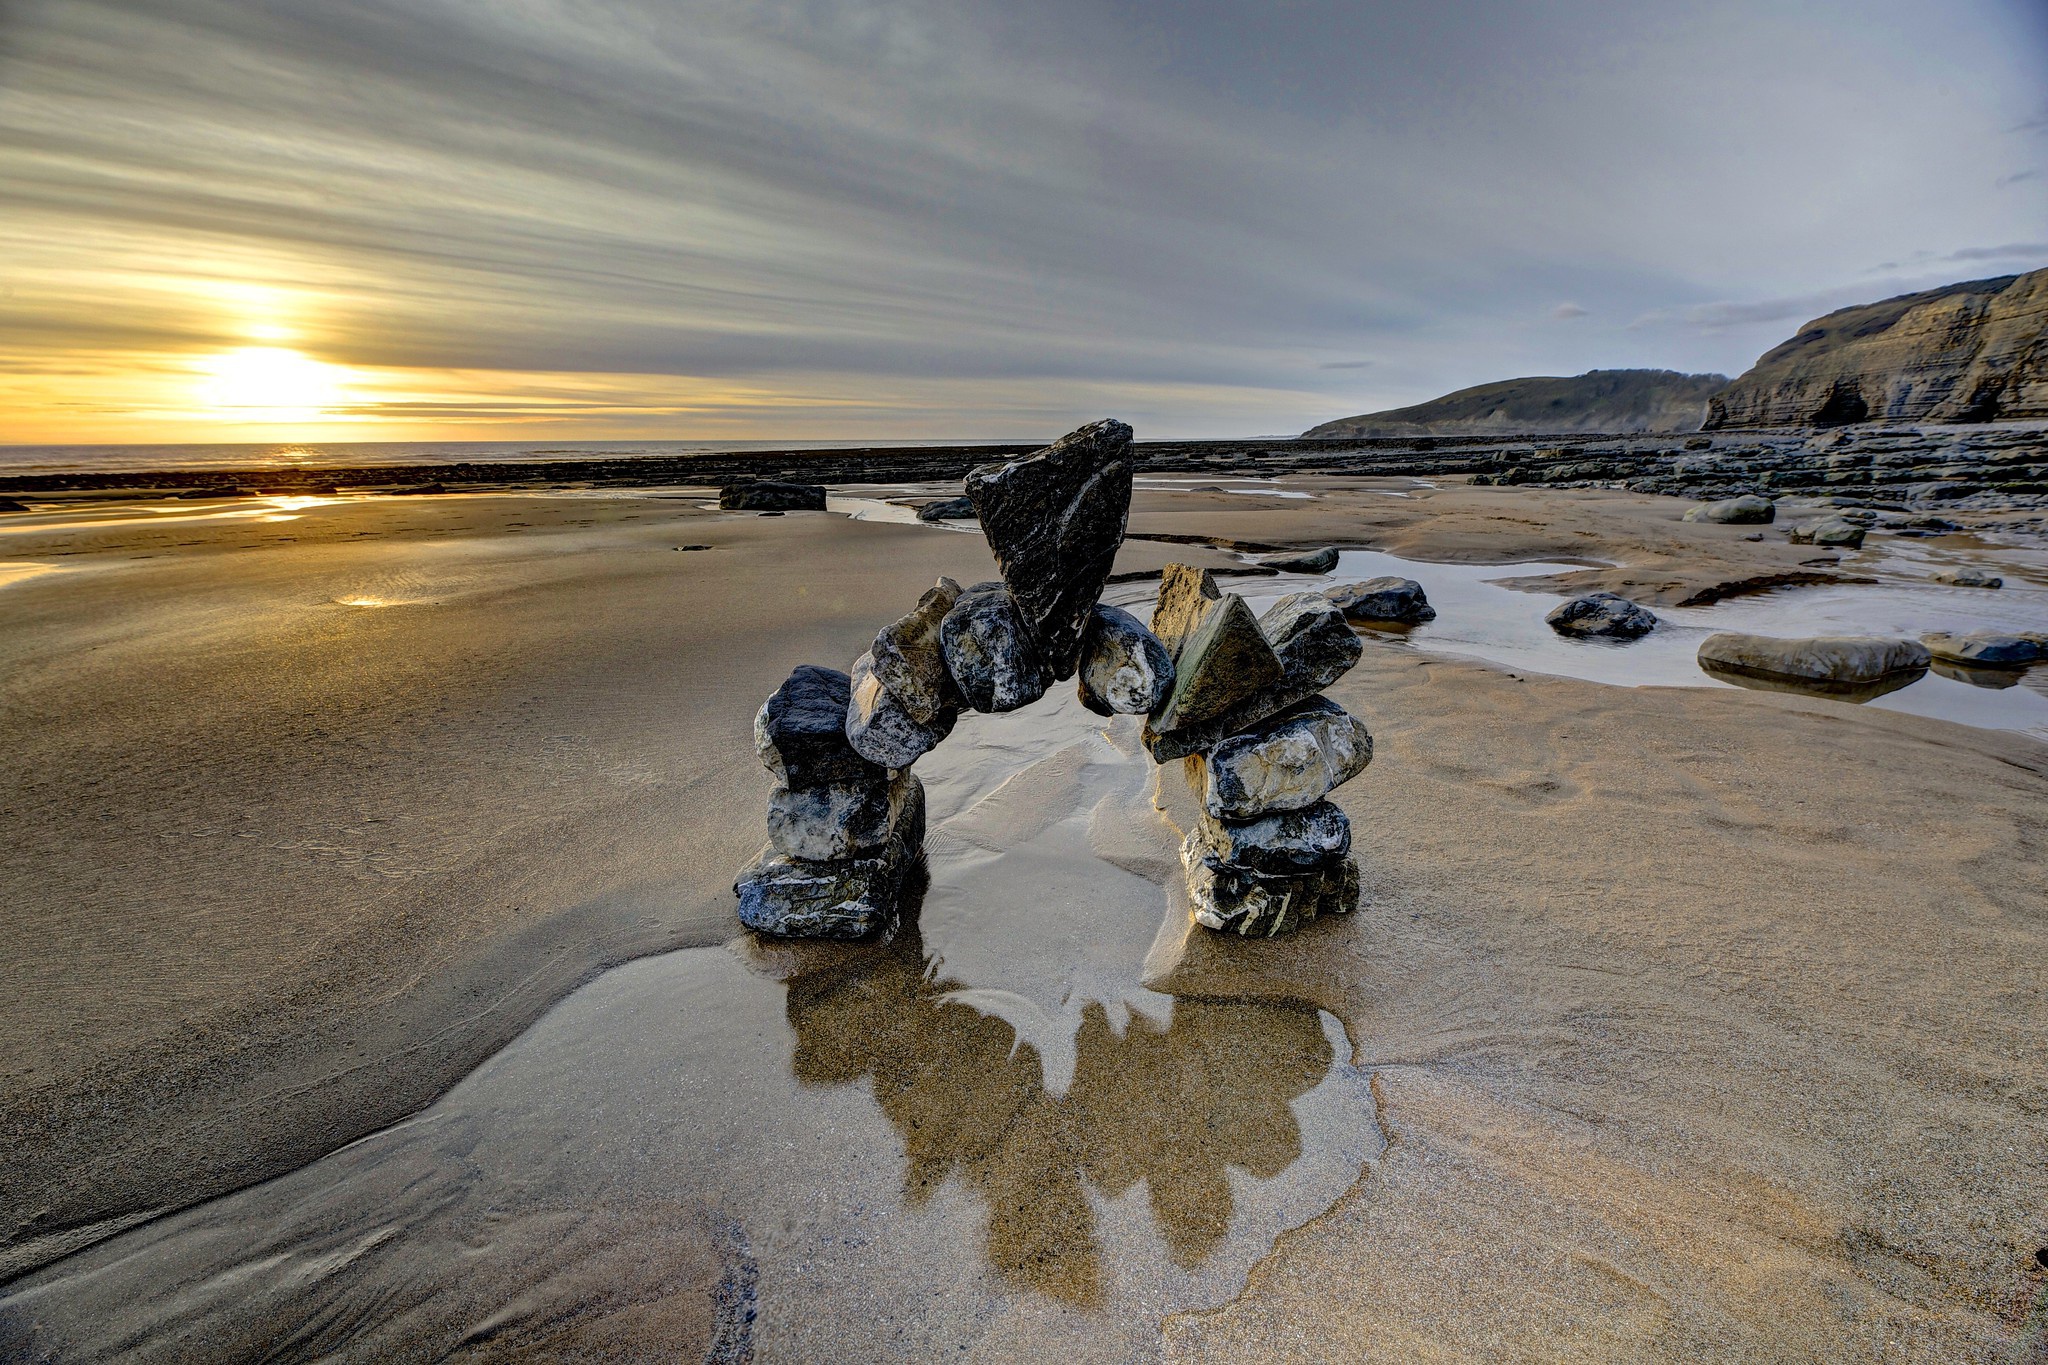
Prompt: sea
<box><xmin>0</xmin><ymin>439</ymin><xmax>1019</xmax><ymax>476</ymax></box>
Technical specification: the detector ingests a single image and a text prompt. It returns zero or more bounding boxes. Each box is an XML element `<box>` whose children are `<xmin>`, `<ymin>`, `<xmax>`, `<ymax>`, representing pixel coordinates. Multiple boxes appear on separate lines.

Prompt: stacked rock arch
<box><xmin>735</xmin><ymin>420</ymin><xmax>1372</xmax><ymax>941</ymax></box>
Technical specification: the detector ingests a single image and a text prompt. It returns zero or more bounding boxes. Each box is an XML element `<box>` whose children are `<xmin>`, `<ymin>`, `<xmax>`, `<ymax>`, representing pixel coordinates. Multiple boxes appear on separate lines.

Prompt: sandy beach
<box><xmin>2</xmin><ymin>477</ymin><xmax>2045</xmax><ymax>1359</ymax></box>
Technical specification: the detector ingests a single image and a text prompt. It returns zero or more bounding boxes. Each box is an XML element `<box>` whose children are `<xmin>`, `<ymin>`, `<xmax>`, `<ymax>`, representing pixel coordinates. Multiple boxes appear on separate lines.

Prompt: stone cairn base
<box><xmin>734</xmin><ymin>420</ymin><xmax>1373</xmax><ymax>942</ymax></box>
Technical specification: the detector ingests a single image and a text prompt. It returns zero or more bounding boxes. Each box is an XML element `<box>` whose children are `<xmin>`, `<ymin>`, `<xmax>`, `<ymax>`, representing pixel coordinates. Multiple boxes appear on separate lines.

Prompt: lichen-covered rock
<box><xmin>1545</xmin><ymin>592</ymin><xmax>1658</xmax><ymax>639</ymax></box>
<box><xmin>1682</xmin><ymin>494</ymin><xmax>1775</xmax><ymax>524</ymax></box>
<box><xmin>1076</xmin><ymin>603</ymin><xmax>1174</xmax><ymax>716</ymax></box>
<box><xmin>1697</xmin><ymin>632</ymin><xmax>1930</xmax><ymax>687</ymax></box>
<box><xmin>736</xmin><ymin>778</ymin><xmax>926</xmax><ymax>939</ymax></box>
<box><xmin>938</xmin><ymin>581</ymin><xmax>1052</xmax><ymax>713</ymax></box>
<box><xmin>766</xmin><ymin>770</ymin><xmax>912</xmax><ymax>861</ymax></box>
<box><xmin>845</xmin><ymin>651</ymin><xmax>956</xmax><ymax>767</ymax></box>
<box><xmin>754</xmin><ymin>664</ymin><xmax>890</xmax><ymax>789</ymax></box>
<box><xmin>915</xmin><ymin>495</ymin><xmax>976</xmax><ymax>522</ymax></box>
<box><xmin>1255</xmin><ymin>546</ymin><xmax>1339</xmax><ymax>573</ymax></box>
<box><xmin>1932</xmin><ymin>568</ymin><xmax>2002</xmax><ymax>588</ymax></box>
<box><xmin>1195</xmin><ymin>800</ymin><xmax>1351</xmax><ymax>875</ymax></box>
<box><xmin>1323</xmin><ymin>576</ymin><xmax>1435</xmax><ymax>624</ymax></box>
<box><xmin>1197</xmin><ymin>698</ymin><xmax>1372</xmax><ymax>819</ymax></box>
<box><xmin>965</xmin><ymin>419</ymin><xmax>1134</xmax><ymax>679</ymax></box>
<box><xmin>1144</xmin><ymin>589</ymin><xmax>1363</xmax><ymax>762</ymax></box>
<box><xmin>720</xmin><ymin>481</ymin><xmax>827</xmax><ymax>511</ymax></box>
<box><xmin>1148</xmin><ymin>593</ymin><xmax>1281</xmax><ymax>733</ymax></box>
<box><xmin>1920</xmin><ymin>631</ymin><xmax>2048</xmax><ymax>668</ymax></box>
<box><xmin>870</xmin><ymin>577</ymin><xmax>963</xmax><ymax>724</ymax></box>
<box><xmin>1181</xmin><ymin>834</ymin><xmax>1359</xmax><ymax>938</ymax></box>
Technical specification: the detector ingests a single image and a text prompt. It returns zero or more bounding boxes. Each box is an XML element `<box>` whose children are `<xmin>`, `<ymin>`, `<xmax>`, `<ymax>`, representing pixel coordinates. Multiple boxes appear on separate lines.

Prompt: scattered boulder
<box><xmin>1697</xmin><ymin>632</ymin><xmax>1930</xmax><ymax>688</ymax></box>
<box><xmin>870</xmin><ymin>578</ymin><xmax>963</xmax><ymax>724</ymax></box>
<box><xmin>1324</xmin><ymin>576</ymin><xmax>1435</xmax><ymax>624</ymax></box>
<box><xmin>1932</xmin><ymin>568</ymin><xmax>2002</xmax><ymax>589</ymax></box>
<box><xmin>915</xmin><ymin>495</ymin><xmax>976</xmax><ymax>522</ymax></box>
<box><xmin>1076</xmin><ymin>603</ymin><xmax>1174</xmax><ymax>716</ymax></box>
<box><xmin>1920</xmin><ymin>631</ymin><xmax>2048</xmax><ymax>669</ymax></box>
<box><xmin>965</xmin><ymin>419</ymin><xmax>1134</xmax><ymax>679</ymax></box>
<box><xmin>1682</xmin><ymin>494</ymin><xmax>1775</xmax><ymax>524</ymax></box>
<box><xmin>1197</xmin><ymin>698</ymin><xmax>1372</xmax><ymax>820</ymax></box>
<box><xmin>1149</xmin><ymin>593</ymin><xmax>1282</xmax><ymax>733</ymax></box>
<box><xmin>845</xmin><ymin>651</ymin><xmax>957</xmax><ymax>767</ymax></box>
<box><xmin>1809</xmin><ymin>516</ymin><xmax>1867</xmax><ymax>548</ymax></box>
<box><xmin>766</xmin><ymin>770</ymin><xmax>912</xmax><ymax>862</ymax></box>
<box><xmin>754</xmin><ymin>665</ymin><xmax>890</xmax><ymax>789</ymax></box>
<box><xmin>939</xmin><ymin>581</ymin><xmax>1052</xmax><ymax>713</ymax></box>
<box><xmin>1181</xmin><ymin>835</ymin><xmax>1358</xmax><ymax>938</ymax></box>
<box><xmin>1545</xmin><ymin>592</ymin><xmax>1657</xmax><ymax>640</ymax></box>
<box><xmin>720</xmin><ymin>481</ymin><xmax>827</xmax><ymax>511</ymax></box>
<box><xmin>737</xmin><ymin>778</ymin><xmax>926</xmax><ymax>939</ymax></box>
<box><xmin>1255</xmin><ymin>546</ymin><xmax>1339</xmax><ymax>573</ymax></box>
<box><xmin>1194</xmin><ymin>800</ymin><xmax>1352</xmax><ymax>875</ymax></box>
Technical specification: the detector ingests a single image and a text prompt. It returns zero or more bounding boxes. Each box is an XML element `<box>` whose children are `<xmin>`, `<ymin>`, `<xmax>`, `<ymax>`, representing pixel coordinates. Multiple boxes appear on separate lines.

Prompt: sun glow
<box><xmin>193</xmin><ymin>347</ymin><xmax>351</xmax><ymax>423</ymax></box>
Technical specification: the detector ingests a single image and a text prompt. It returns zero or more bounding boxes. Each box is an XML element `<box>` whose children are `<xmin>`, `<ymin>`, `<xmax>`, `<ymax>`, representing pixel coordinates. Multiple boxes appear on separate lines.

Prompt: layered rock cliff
<box><xmin>1303</xmin><ymin>369</ymin><xmax>1728</xmax><ymax>438</ymax></box>
<box><xmin>1704</xmin><ymin>269</ymin><xmax>2048</xmax><ymax>428</ymax></box>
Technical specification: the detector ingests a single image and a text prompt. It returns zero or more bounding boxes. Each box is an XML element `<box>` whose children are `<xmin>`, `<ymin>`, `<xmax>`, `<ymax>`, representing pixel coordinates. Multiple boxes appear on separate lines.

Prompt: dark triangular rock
<box><xmin>965</xmin><ymin>419</ymin><xmax>1134</xmax><ymax>680</ymax></box>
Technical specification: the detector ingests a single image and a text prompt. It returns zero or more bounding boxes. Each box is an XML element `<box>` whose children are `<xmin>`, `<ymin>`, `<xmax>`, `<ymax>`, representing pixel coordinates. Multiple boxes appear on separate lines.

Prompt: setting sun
<box><xmin>192</xmin><ymin>347</ymin><xmax>351</xmax><ymax>423</ymax></box>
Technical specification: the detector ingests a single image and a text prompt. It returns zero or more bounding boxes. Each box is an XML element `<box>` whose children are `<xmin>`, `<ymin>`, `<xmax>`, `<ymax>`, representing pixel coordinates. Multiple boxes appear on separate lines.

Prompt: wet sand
<box><xmin>3</xmin><ymin>479</ymin><xmax>2045</xmax><ymax>1358</ymax></box>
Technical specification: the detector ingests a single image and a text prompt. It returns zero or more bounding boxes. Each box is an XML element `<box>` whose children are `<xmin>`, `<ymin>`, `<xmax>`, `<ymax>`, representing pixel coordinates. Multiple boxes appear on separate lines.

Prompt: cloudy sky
<box><xmin>1</xmin><ymin>0</ymin><xmax>2043</xmax><ymax>444</ymax></box>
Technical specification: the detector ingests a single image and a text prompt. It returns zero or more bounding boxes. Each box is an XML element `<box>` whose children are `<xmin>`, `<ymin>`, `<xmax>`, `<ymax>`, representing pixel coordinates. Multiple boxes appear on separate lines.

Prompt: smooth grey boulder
<box><xmin>845</xmin><ymin>651</ymin><xmax>956</xmax><ymax>767</ymax></box>
<box><xmin>1920</xmin><ymin>631</ymin><xmax>2048</xmax><ymax>669</ymax></box>
<box><xmin>720</xmin><ymin>481</ymin><xmax>826</xmax><ymax>511</ymax></box>
<box><xmin>1196</xmin><ymin>800</ymin><xmax>1352</xmax><ymax>875</ymax></box>
<box><xmin>1198</xmin><ymin>698</ymin><xmax>1373</xmax><ymax>820</ymax></box>
<box><xmin>1144</xmin><ymin>587</ymin><xmax>1364</xmax><ymax>762</ymax></box>
<box><xmin>1148</xmin><ymin>593</ymin><xmax>1281</xmax><ymax>733</ymax></box>
<box><xmin>1682</xmin><ymin>494</ymin><xmax>1775</xmax><ymax>524</ymax></box>
<box><xmin>1181</xmin><ymin>834</ymin><xmax>1359</xmax><ymax>938</ymax></box>
<box><xmin>1256</xmin><ymin>546</ymin><xmax>1339</xmax><ymax>573</ymax></box>
<box><xmin>737</xmin><ymin>778</ymin><xmax>926</xmax><ymax>939</ymax></box>
<box><xmin>870</xmin><ymin>577</ymin><xmax>963</xmax><ymax>724</ymax></box>
<box><xmin>1077</xmin><ymin>603</ymin><xmax>1174</xmax><ymax>716</ymax></box>
<box><xmin>766</xmin><ymin>770</ymin><xmax>911</xmax><ymax>861</ymax></box>
<box><xmin>916</xmin><ymin>495</ymin><xmax>976</xmax><ymax>522</ymax></box>
<box><xmin>1545</xmin><ymin>592</ymin><xmax>1657</xmax><ymax>640</ymax></box>
<box><xmin>1697</xmin><ymin>632</ymin><xmax>1930</xmax><ymax>687</ymax></box>
<box><xmin>939</xmin><ymin>581</ymin><xmax>1052</xmax><ymax>713</ymax></box>
<box><xmin>755</xmin><ymin>665</ymin><xmax>889</xmax><ymax>789</ymax></box>
<box><xmin>1932</xmin><ymin>568</ymin><xmax>2002</xmax><ymax>589</ymax></box>
<box><xmin>1790</xmin><ymin>516</ymin><xmax>1866</xmax><ymax>548</ymax></box>
<box><xmin>965</xmin><ymin>419</ymin><xmax>1134</xmax><ymax>679</ymax></box>
<box><xmin>1324</xmin><ymin>576</ymin><xmax>1435</xmax><ymax>624</ymax></box>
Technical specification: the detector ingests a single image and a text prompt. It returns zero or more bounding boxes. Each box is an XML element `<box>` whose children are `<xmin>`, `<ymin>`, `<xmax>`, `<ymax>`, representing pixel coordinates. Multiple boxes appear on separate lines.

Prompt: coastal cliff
<box><xmin>1303</xmin><ymin>369</ymin><xmax>1728</xmax><ymax>438</ymax></box>
<box><xmin>1705</xmin><ymin>268</ymin><xmax>2048</xmax><ymax>428</ymax></box>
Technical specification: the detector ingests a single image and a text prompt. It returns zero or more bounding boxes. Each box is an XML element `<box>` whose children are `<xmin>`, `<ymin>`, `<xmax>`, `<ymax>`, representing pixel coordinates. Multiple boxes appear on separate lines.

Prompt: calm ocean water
<box><xmin>0</xmin><ymin>439</ymin><xmax>1017</xmax><ymax>476</ymax></box>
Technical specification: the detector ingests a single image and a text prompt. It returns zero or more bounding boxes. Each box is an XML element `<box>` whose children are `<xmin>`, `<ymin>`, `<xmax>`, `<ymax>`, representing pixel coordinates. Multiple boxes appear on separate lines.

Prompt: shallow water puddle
<box><xmin>0</xmin><ymin>688</ymin><xmax>1380</xmax><ymax>1361</ymax></box>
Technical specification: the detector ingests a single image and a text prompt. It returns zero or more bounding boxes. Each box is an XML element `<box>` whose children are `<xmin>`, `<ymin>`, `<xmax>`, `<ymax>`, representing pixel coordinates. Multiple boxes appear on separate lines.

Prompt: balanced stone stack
<box><xmin>734</xmin><ymin>417</ymin><xmax>1374</xmax><ymax>942</ymax></box>
<box><xmin>1146</xmin><ymin>564</ymin><xmax>1371</xmax><ymax>938</ymax></box>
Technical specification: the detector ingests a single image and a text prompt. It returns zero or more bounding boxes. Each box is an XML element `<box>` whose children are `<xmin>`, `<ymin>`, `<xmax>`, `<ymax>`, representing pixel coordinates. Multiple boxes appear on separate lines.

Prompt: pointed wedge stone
<box><xmin>1150</xmin><ymin>562</ymin><xmax>1222</xmax><ymax>662</ymax></box>
<box><xmin>870</xmin><ymin>577</ymin><xmax>963</xmax><ymax>724</ymax></box>
<box><xmin>1142</xmin><ymin>590</ymin><xmax>1364</xmax><ymax>761</ymax></box>
<box><xmin>1148</xmin><ymin>593</ymin><xmax>1281</xmax><ymax>734</ymax></box>
<box><xmin>965</xmin><ymin>419</ymin><xmax>1134</xmax><ymax>679</ymax></box>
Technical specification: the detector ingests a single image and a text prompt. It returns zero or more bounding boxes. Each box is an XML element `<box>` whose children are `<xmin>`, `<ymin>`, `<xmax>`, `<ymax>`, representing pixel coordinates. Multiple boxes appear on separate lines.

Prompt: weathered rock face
<box><xmin>1546</xmin><ymin>592</ymin><xmax>1657</xmax><ymax>640</ymax></box>
<box><xmin>1150</xmin><ymin>563</ymin><xmax>1223</xmax><ymax>660</ymax></box>
<box><xmin>754</xmin><ymin>665</ymin><xmax>889</xmax><ymax>789</ymax></box>
<box><xmin>1076</xmin><ymin>604</ymin><xmax>1174</xmax><ymax>716</ymax></box>
<box><xmin>938</xmin><ymin>581</ymin><xmax>1052</xmax><ymax>713</ymax></box>
<box><xmin>1255</xmin><ymin>546</ymin><xmax>1339</xmax><ymax>573</ymax></box>
<box><xmin>1920</xmin><ymin>631</ymin><xmax>2048</xmax><ymax>668</ymax></box>
<box><xmin>1197</xmin><ymin>698</ymin><xmax>1372</xmax><ymax>820</ymax></box>
<box><xmin>720</xmin><ymin>481</ymin><xmax>827</xmax><ymax>511</ymax></box>
<box><xmin>845</xmin><ymin>651</ymin><xmax>956</xmax><ymax>767</ymax></box>
<box><xmin>1704</xmin><ymin>268</ymin><xmax>2048</xmax><ymax>428</ymax></box>
<box><xmin>1682</xmin><ymin>494</ymin><xmax>1775</xmax><ymax>524</ymax></box>
<box><xmin>737</xmin><ymin>778</ymin><xmax>926</xmax><ymax>939</ymax></box>
<box><xmin>1323</xmin><ymin>577</ymin><xmax>1435</xmax><ymax>625</ymax></box>
<box><xmin>870</xmin><ymin>578</ymin><xmax>963</xmax><ymax>724</ymax></box>
<box><xmin>1145</xmin><ymin>587</ymin><xmax>1365</xmax><ymax>762</ymax></box>
<box><xmin>1932</xmin><ymin>568</ymin><xmax>2002</xmax><ymax>589</ymax></box>
<box><xmin>765</xmin><ymin>770</ymin><xmax>912</xmax><ymax>862</ymax></box>
<box><xmin>1148</xmin><ymin>593</ymin><xmax>1281</xmax><ymax>733</ymax></box>
<box><xmin>915</xmin><ymin>495</ymin><xmax>976</xmax><ymax>522</ymax></box>
<box><xmin>1808</xmin><ymin>517</ymin><xmax>1866</xmax><ymax>549</ymax></box>
<box><xmin>1697</xmin><ymin>632</ymin><xmax>1931</xmax><ymax>687</ymax></box>
<box><xmin>1195</xmin><ymin>800</ymin><xmax>1352</xmax><ymax>875</ymax></box>
<box><xmin>1181</xmin><ymin>834</ymin><xmax>1359</xmax><ymax>938</ymax></box>
<box><xmin>965</xmin><ymin>419</ymin><xmax>1134</xmax><ymax>679</ymax></box>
